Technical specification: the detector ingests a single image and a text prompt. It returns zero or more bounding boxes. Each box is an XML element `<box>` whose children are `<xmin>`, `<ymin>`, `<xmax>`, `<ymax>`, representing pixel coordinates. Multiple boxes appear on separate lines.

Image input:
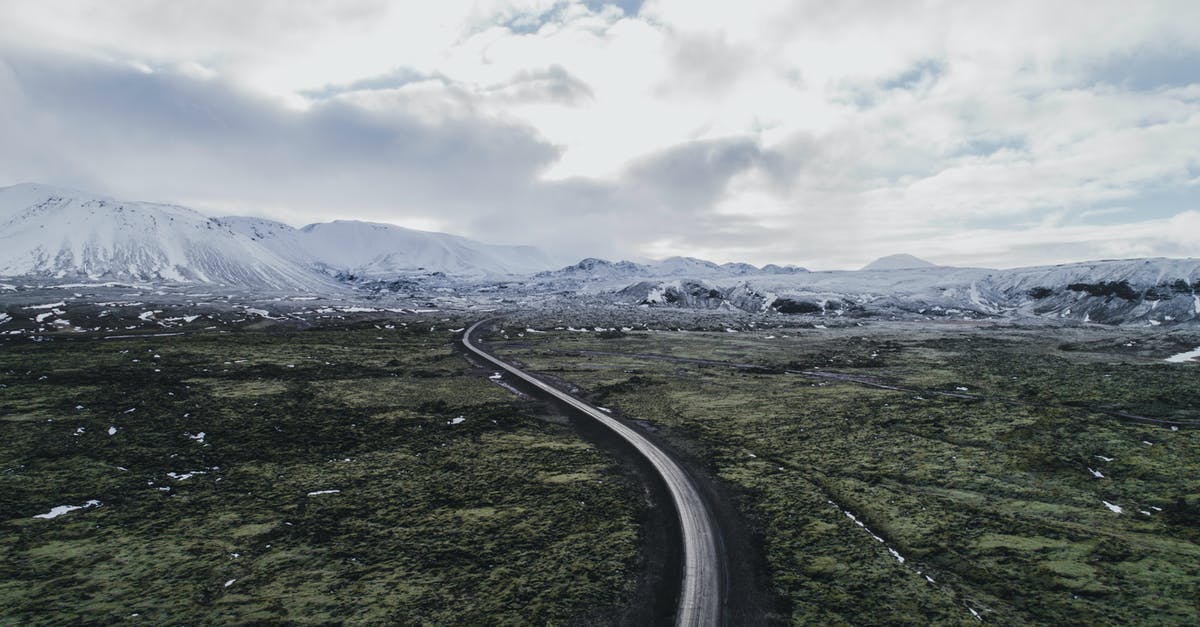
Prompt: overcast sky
<box><xmin>1</xmin><ymin>1</ymin><xmax>1199</xmax><ymax>269</ymax></box>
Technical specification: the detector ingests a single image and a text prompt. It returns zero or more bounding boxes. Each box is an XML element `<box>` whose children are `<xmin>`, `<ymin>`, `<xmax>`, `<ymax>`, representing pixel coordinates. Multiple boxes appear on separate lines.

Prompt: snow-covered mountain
<box><xmin>0</xmin><ymin>184</ymin><xmax>558</xmax><ymax>285</ymax></box>
<box><xmin>594</xmin><ymin>257</ymin><xmax>1200</xmax><ymax>324</ymax></box>
<box><xmin>212</xmin><ymin>216</ymin><xmax>556</xmax><ymax>278</ymax></box>
<box><xmin>536</xmin><ymin>258</ymin><xmax>652</xmax><ymax>280</ymax></box>
<box><xmin>296</xmin><ymin>221</ymin><xmax>555</xmax><ymax>278</ymax></box>
<box><xmin>535</xmin><ymin>256</ymin><xmax>808</xmax><ymax>282</ymax></box>
<box><xmin>0</xmin><ymin>183</ymin><xmax>338</xmax><ymax>291</ymax></box>
<box><xmin>523</xmin><ymin>253</ymin><xmax>1200</xmax><ymax>325</ymax></box>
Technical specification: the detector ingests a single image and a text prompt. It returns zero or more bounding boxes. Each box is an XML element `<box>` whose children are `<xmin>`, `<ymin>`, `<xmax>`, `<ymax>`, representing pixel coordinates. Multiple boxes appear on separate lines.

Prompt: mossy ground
<box><xmin>497</xmin><ymin>321</ymin><xmax>1200</xmax><ymax>625</ymax></box>
<box><xmin>0</xmin><ymin>321</ymin><xmax>641</xmax><ymax>625</ymax></box>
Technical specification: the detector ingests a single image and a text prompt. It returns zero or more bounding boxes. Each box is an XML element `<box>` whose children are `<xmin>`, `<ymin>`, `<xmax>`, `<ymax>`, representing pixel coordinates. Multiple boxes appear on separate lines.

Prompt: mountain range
<box><xmin>2</xmin><ymin>183</ymin><xmax>1199</xmax><ymax>325</ymax></box>
<box><xmin>0</xmin><ymin>183</ymin><xmax>555</xmax><ymax>289</ymax></box>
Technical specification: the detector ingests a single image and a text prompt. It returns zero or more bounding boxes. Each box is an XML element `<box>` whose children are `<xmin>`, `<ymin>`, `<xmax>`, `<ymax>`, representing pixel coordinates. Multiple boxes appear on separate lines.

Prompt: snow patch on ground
<box><xmin>1165</xmin><ymin>346</ymin><xmax>1200</xmax><ymax>363</ymax></box>
<box><xmin>33</xmin><ymin>500</ymin><xmax>101</xmax><ymax>519</ymax></box>
<box><xmin>167</xmin><ymin>471</ymin><xmax>206</xmax><ymax>481</ymax></box>
<box><xmin>1102</xmin><ymin>500</ymin><xmax>1123</xmax><ymax>513</ymax></box>
<box><xmin>448</xmin><ymin>416</ymin><xmax>466</xmax><ymax>425</ymax></box>
<box><xmin>307</xmin><ymin>489</ymin><xmax>341</xmax><ymax>496</ymax></box>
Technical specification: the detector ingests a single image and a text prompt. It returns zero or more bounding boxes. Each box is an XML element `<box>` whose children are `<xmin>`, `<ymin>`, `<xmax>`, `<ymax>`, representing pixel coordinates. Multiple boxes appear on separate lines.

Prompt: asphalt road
<box><xmin>463</xmin><ymin>319</ymin><xmax>722</xmax><ymax>627</ymax></box>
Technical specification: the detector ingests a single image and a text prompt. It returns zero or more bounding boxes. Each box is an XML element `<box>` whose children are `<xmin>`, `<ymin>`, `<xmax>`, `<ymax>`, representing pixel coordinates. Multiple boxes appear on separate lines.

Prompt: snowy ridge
<box><xmin>295</xmin><ymin>220</ymin><xmax>555</xmax><ymax>277</ymax></box>
<box><xmin>0</xmin><ymin>184</ymin><xmax>557</xmax><ymax>285</ymax></box>
<box><xmin>221</xmin><ymin>216</ymin><xmax>558</xmax><ymax>277</ymax></box>
<box><xmin>535</xmin><ymin>256</ymin><xmax>807</xmax><ymax>282</ymax></box>
<box><xmin>570</xmin><ymin>257</ymin><xmax>1200</xmax><ymax>324</ymax></box>
<box><xmin>0</xmin><ymin>184</ymin><xmax>339</xmax><ymax>291</ymax></box>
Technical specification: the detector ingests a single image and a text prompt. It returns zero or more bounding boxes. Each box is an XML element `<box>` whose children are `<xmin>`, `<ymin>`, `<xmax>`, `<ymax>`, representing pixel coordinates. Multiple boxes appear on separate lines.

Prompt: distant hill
<box><xmin>861</xmin><ymin>254</ymin><xmax>938</xmax><ymax>271</ymax></box>
<box><xmin>224</xmin><ymin>217</ymin><xmax>556</xmax><ymax>278</ymax></box>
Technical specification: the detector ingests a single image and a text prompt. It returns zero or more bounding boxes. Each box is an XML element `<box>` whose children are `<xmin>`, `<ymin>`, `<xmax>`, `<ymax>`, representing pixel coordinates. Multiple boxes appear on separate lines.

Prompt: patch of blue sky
<box><xmin>956</xmin><ymin>185</ymin><xmax>1198</xmax><ymax>231</ymax></box>
<box><xmin>1080</xmin><ymin>185</ymin><xmax>1200</xmax><ymax>224</ymax></box>
<box><xmin>502</xmin><ymin>0</ymin><xmax>641</xmax><ymax>34</ymax></box>
<box><xmin>880</xmin><ymin>59</ymin><xmax>946</xmax><ymax>91</ymax></box>
<box><xmin>955</xmin><ymin>136</ymin><xmax>1028</xmax><ymax>158</ymax></box>
<box><xmin>1085</xmin><ymin>46</ymin><xmax>1200</xmax><ymax>91</ymax></box>
<box><xmin>843</xmin><ymin>59</ymin><xmax>948</xmax><ymax>109</ymax></box>
<box><xmin>582</xmin><ymin>0</ymin><xmax>644</xmax><ymax>16</ymax></box>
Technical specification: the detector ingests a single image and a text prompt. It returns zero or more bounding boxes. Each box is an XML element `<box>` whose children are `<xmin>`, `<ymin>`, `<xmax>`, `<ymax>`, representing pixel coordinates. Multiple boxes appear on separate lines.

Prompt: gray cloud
<box><xmin>0</xmin><ymin>46</ymin><xmax>557</xmax><ymax>216</ymax></box>
<box><xmin>304</xmin><ymin>64</ymin><xmax>593</xmax><ymax>106</ymax></box>
<box><xmin>0</xmin><ymin>45</ymin><xmax>774</xmax><ymax>262</ymax></box>
<box><xmin>301</xmin><ymin>68</ymin><xmax>448</xmax><ymax>100</ymax></box>
<box><xmin>657</xmin><ymin>31</ymin><xmax>753</xmax><ymax>95</ymax></box>
<box><xmin>484</xmin><ymin>65</ymin><xmax>595</xmax><ymax>105</ymax></box>
<box><xmin>622</xmin><ymin>137</ymin><xmax>763</xmax><ymax>210</ymax></box>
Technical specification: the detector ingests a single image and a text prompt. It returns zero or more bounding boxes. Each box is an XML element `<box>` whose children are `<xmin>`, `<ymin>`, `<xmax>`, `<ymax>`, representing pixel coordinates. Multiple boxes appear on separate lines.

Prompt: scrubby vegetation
<box><xmin>500</xmin><ymin>322</ymin><xmax>1200</xmax><ymax>625</ymax></box>
<box><xmin>1067</xmin><ymin>281</ymin><xmax>1138</xmax><ymax>300</ymax></box>
<box><xmin>772</xmin><ymin>298</ymin><xmax>823</xmax><ymax>314</ymax></box>
<box><xmin>0</xmin><ymin>321</ymin><xmax>641</xmax><ymax>625</ymax></box>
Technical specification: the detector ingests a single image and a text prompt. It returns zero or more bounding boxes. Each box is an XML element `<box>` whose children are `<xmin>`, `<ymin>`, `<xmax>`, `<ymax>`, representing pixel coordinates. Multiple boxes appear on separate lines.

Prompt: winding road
<box><xmin>463</xmin><ymin>319</ymin><xmax>722</xmax><ymax>627</ymax></box>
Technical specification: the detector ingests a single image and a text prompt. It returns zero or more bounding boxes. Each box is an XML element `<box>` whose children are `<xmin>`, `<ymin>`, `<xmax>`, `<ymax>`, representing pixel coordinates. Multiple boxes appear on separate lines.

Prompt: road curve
<box><xmin>463</xmin><ymin>319</ymin><xmax>721</xmax><ymax>627</ymax></box>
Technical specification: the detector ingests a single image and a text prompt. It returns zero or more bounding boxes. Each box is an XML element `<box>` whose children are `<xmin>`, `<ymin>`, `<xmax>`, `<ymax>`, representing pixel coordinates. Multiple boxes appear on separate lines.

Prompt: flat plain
<box><xmin>0</xmin><ymin>316</ymin><xmax>643</xmax><ymax>625</ymax></box>
<box><xmin>489</xmin><ymin>318</ymin><xmax>1200</xmax><ymax>624</ymax></box>
<box><xmin>3</xmin><ymin>309</ymin><xmax>1199</xmax><ymax>625</ymax></box>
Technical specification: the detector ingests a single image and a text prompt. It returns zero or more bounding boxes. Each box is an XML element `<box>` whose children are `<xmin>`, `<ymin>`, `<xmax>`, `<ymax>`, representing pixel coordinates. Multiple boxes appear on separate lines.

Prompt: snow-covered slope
<box><xmin>0</xmin><ymin>184</ymin><xmax>338</xmax><ymax>290</ymax></box>
<box><xmin>0</xmin><ymin>184</ymin><xmax>559</xmax><ymax>285</ymax></box>
<box><xmin>294</xmin><ymin>221</ymin><xmax>556</xmax><ymax>277</ymax></box>
<box><xmin>221</xmin><ymin>217</ymin><xmax>556</xmax><ymax>278</ymax></box>
<box><xmin>861</xmin><ymin>254</ymin><xmax>939</xmax><ymax>271</ymax></box>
